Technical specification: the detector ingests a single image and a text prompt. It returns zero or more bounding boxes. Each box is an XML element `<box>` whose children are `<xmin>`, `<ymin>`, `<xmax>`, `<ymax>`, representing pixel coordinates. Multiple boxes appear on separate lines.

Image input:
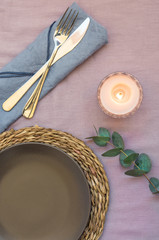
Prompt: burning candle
<box><xmin>98</xmin><ymin>72</ymin><xmax>143</xmax><ymax>118</ymax></box>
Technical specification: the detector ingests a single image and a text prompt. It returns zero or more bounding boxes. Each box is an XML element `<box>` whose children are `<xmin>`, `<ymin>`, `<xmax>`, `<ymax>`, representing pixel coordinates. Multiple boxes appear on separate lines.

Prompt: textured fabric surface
<box><xmin>0</xmin><ymin>2</ymin><xmax>107</xmax><ymax>133</ymax></box>
<box><xmin>0</xmin><ymin>0</ymin><xmax>159</xmax><ymax>240</ymax></box>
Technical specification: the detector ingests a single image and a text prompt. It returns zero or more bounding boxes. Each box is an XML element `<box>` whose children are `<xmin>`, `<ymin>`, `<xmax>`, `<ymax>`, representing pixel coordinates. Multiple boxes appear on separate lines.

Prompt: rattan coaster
<box><xmin>0</xmin><ymin>126</ymin><xmax>109</xmax><ymax>240</ymax></box>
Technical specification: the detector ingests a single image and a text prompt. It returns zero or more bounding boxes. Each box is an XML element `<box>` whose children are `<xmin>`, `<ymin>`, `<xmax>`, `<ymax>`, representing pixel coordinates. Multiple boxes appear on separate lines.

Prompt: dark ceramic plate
<box><xmin>0</xmin><ymin>143</ymin><xmax>91</xmax><ymax>240</ymax></box>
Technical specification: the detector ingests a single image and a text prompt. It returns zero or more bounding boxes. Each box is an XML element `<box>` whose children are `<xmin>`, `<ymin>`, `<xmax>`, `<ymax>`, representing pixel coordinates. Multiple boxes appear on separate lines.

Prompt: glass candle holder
<box><xmin>98</xmin><ymin>72</ymin><xmax>143</xmax><ymax>118</ymax></box>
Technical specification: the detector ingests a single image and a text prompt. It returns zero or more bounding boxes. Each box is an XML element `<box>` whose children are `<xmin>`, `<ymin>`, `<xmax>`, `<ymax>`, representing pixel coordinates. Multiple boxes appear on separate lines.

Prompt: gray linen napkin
<box><xmin>0</xmin><ymin>2</ymin><xmax>108</xmax><ymax>133</ymax></box>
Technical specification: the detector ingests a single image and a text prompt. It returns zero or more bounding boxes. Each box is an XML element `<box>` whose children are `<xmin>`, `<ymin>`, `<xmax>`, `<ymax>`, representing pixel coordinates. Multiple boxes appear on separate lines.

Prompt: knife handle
<box><xmin>2</xmin><ymin>61</ymin><xmax>51</xmax><ymax>111</ymax></box>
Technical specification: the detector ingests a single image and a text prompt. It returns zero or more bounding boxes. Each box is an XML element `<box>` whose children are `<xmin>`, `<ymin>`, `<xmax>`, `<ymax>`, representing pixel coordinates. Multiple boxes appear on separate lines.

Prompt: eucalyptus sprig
<box><xmin>86</xmin><ymin>127</ymin><xmax>159</xmax><ymax>194</ymax></box>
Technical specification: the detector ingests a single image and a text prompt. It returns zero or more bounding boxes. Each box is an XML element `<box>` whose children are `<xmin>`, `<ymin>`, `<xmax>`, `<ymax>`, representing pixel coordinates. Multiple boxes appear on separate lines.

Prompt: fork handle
<box><xmin>23</xmin><ymin>47</ymin><xmax>59</xmax><ymax>119</ymax></box>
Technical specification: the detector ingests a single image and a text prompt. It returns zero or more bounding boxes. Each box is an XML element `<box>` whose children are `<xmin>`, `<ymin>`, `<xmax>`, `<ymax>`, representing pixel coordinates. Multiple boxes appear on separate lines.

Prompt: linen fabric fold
<box><xmin>0</xmin><ymin>2</ymin><xmax>108</xmax><ymax>133</ymax></box>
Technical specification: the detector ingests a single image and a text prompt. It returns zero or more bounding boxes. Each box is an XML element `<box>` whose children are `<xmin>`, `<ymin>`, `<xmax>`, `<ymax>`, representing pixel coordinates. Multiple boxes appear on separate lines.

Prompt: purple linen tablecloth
<box><xmin>0</xmin><ymin>0</ymin><xmax>159</xmax><ymax>240</ymax></box>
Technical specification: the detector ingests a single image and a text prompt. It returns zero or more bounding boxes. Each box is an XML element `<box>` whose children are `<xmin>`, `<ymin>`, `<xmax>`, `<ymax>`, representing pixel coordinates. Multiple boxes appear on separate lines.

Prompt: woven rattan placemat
<box><xmin>0</xmin><ymin>126</ymin><xmax>109</xmax><ymax>240</ymax></box>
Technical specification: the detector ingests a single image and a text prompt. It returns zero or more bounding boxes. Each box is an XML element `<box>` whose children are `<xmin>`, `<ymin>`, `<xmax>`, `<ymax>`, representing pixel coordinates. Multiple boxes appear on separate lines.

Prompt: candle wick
<box><xmin>116</xmin><ymin>91</ymin><xmax>123</xmax><ymax>100</ymax></box>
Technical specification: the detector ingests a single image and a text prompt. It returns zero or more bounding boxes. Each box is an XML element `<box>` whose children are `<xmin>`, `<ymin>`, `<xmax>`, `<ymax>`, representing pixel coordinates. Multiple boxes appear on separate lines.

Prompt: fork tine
<box><xmin>59</xmin><ymin>9</ymin><xmax>72</xmax><ymax>33</ymax></box>
<box><xmin>65</xmin><ymin>11</ymin><xmax>79</xmax><ymax>36</ymax></box>
<box><xmin>62</xmin><ymin>10</ymin><xmax>75</xmax><ymax>35</ymax></box>
<box><xmin>56</xmin><ymin>7</ymin><xmax>69</xmax><ymax>32</ymax></box>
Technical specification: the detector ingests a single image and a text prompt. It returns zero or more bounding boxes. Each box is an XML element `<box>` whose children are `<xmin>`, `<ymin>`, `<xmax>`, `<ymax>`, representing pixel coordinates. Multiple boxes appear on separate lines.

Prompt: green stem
<box><xmin>107</xmin><ymin>142</ymin><xmax>159</xmax><ymax>193</ymax></box>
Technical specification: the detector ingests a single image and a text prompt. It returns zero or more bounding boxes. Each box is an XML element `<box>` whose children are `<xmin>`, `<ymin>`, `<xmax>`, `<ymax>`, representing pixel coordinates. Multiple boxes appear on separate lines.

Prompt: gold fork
<box><xmin>23</xmin><ymin>8</ymin><xmax>78</xmax><ymax>119</ymax></box>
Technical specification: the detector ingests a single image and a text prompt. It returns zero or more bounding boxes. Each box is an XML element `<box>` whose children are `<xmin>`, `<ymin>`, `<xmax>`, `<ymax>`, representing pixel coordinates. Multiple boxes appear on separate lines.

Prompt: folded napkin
<box><xmin>0</xmin><ymin>2</ymin><xmax>108</xmax><ymax>133</ymax></box>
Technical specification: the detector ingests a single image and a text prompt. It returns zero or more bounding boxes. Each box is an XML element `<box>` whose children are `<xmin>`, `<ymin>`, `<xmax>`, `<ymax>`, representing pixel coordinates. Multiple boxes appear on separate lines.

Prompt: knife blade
<box><xmin>2</xmin><ymin>17</ymin><xmax>90</xmax><ymax>111</ymax></box>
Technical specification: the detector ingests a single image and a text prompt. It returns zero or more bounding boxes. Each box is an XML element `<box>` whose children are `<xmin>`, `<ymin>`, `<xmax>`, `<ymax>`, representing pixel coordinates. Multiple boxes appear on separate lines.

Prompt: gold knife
<box><xmin>2</xmin><ymin>17</ymin><xmax>90</xmax><ymax>112</ymax></box>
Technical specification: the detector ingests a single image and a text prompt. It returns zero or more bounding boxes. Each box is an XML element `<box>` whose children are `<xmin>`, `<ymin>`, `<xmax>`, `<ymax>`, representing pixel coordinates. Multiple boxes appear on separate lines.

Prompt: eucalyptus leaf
<box><xmin>124</xmin><ymin>153</ymin><xmax>139</xmax><ymax>165</ymax></box>
<box><xmin>119</xmin><ymin>149</ymin><xmax>135</xmax><ymax>168</ymax></box>
<box><xmin>102</xmin><ymin>148</ymin><xmax>122</xmax><ymax>157</ymax></box>
<box><xmin>134</xmin><ymin>153</ymin><xmax>152</xmax><ymax>173</ymax></box>
<box><xmin>149</xmin><ymin>177</ymin><xmax>159</xmax><ymax>194</ymax></box>
<box><xmin>86</xmin><ymin>136</ymin><xmax>109</xmax><ymax>146</ymax></box>
<box><xmin>112</xmin><ymin>132</ymin><xmax>124</xmax><ymax>149</ymax></box>
<box><xmin>99</xmin><ymin>128</ymin><xmax>110</xmax><ymax>138</ymax></box>
<box><xmin>125</xmin><ymin>169</ymin><xmax>145</xmax><ymax>177</ymax></box>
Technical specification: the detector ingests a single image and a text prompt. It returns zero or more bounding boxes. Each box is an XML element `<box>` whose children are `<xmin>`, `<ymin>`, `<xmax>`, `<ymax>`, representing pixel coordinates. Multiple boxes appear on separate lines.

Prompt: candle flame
<box><xmin>116</xmin><ymin>91</ymin><xmax>124</xmax><ymax>100</ymax></box>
